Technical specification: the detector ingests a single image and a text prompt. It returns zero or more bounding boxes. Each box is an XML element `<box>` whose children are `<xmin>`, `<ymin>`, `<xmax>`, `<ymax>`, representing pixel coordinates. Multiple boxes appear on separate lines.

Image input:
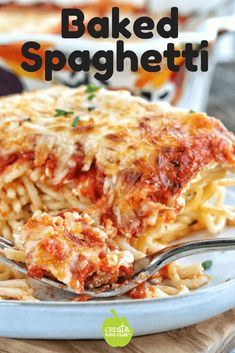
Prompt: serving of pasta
<box><xmin>0</xmin><ymin>85</ymin><xmax>235</xmax><ymax>301</ymax></box>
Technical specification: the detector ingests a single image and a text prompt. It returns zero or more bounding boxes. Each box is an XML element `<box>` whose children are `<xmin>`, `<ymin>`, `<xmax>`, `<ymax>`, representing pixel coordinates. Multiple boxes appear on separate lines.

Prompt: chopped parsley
<box><xmin>87</xmin><ymin>94</ymin><xmax>95</xmax><ymax>101</ymax></box>
<box><xmin>86</xmin><ymin>84</ymin><xmax>100</xmax><ymax>94</ymax></box>
<box><xmin>86</xmin><ymin>84</ymin><xmax>100</xmax><ymax>101</ymax></box>
<box><xmin>189</xmin><ymin>109</ymin><xmax>195</xmax><ymax>113</ymax></box>
<box><xmin>202</xmin><ymin>260</ymin><xmax>213</xmax><ymax>271</ymax></box>
<box><xmin>55</xmin><ymin>109</ymin><xmax>74</xmax><ymax>117</ymax></box>
<box><xmin>71</xmin><ymin>116</ymin><xmax>80</xmax><ymax>127</ymax></box>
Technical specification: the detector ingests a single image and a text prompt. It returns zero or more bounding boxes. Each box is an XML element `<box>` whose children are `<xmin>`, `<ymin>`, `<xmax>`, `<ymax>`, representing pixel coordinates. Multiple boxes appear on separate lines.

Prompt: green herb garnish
<box><xmin>88</xmin><ymin>106</ymin><xmax>95</xmax><ymax>112</ymax></box>
<box><xmin>85</xmin><ymin>84</ymin><xmax>100</xmax><ymax>95</ymax></box>
<box><xmin>71</xmin><ymin>116</ymin><xmax>80</xmax><ymax>127</ymax></box>
<box><xmin>85</xmin><ymin>84</ymin><xmax>100</xmax><ymax>101</ymax></box>
<box><xmin>55</xmin><ymin>109</ymin><xmax>74</xmax><ymax>117</ymax></box>
<box><xmin>87</xmin><ymin>94</ymin><xmax>95</xmax><ymax>101</ymax></box>
<box><xmin>202</xmin><ymin>260</ymin><xmax>213</xmax><ymax>271</ymax></box>
<box><xmin>189</xmin><ymin>109</ymin><xmax>195</xmax><ymax>113</ymax></box>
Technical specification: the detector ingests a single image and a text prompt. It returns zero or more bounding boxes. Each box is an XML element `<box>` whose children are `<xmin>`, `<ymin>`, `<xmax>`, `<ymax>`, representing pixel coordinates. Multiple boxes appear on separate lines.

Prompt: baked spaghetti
<box><xmin>0</xmin><ymin>85</ymin><xmax>235</xmax><ymax>299</ymax></box>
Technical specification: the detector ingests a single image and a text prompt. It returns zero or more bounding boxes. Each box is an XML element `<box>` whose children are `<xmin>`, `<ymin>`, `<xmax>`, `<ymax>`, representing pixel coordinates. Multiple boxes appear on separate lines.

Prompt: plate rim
<box><xmin>0</xmin><ymin>274</ymin><xmax>234</xmax><ymax>307</ymax></box>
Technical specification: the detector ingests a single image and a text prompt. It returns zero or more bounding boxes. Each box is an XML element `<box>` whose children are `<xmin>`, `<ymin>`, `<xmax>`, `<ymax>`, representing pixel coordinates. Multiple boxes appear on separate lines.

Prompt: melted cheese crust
<box><xmin>1</xmin><ymin>86</ymin><xmax>235</xmax><ymax>238</ymax></box>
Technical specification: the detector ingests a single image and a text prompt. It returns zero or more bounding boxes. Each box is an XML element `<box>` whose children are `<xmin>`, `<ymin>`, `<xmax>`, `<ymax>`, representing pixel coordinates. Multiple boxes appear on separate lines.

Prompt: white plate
<box><xmin>0</xmin><ymin>195</ymin><xmax>235</xmax><ymax>339</ymax></box>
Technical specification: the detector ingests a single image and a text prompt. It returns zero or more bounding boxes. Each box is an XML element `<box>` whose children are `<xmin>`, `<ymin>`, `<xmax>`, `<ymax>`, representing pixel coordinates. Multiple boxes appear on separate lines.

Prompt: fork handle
<box><xmin>92</xmin><ymin>238</ymin><xmax>235</xmax><ymax>298</ymax></box>
<box><xmin>113</xmin><ymin>238</ymin><xmax>235</xmax><ymax>298</ymax></box>
<box><xmin>144</xmin><ymin>238</ymin><xmax>235</xmax><ymax>278</ymax></box>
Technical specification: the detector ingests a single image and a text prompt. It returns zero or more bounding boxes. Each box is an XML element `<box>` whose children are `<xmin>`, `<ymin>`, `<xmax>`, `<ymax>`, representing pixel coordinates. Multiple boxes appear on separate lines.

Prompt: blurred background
<box><xmin>0</xmin><ymin>0</ymin><xmax>234</xmax><ymax>129</ymax></box>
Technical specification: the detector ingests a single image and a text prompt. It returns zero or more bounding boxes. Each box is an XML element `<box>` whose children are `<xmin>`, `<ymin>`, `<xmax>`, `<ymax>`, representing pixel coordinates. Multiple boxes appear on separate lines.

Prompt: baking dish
<box><xmin>0</xmin><ymin>0</ymin><xmax>234</xmax><ymax>110</ymax></box>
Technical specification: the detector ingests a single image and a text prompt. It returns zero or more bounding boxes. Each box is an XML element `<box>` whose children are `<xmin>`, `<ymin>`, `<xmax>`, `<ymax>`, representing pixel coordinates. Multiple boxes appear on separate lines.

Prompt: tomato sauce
<box><xmin>45</xmin><ymin>153</ymin><xmax>57</xmax><ymax>177</ymax></box>
<box><xmin>128</xmin><ymin>282</ymin><xmax>146</xmax><ymax>299</ymax></box>
<box><xmin>27</xmin><ymin>265</ymin><xmax>45</xmax><ymax>279</ymax></box>
<box><xmin>0</xmin><ymin>151</ymin><xmax>34</xmax><ymax>175</ymax></box>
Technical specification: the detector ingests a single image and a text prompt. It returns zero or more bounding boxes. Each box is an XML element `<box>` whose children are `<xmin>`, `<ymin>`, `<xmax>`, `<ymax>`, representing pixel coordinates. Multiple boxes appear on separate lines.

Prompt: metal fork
<box><xmin>0</xmin><ymin>237</ymin><xmax>235</xmax><ymax>299</ymax></box>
